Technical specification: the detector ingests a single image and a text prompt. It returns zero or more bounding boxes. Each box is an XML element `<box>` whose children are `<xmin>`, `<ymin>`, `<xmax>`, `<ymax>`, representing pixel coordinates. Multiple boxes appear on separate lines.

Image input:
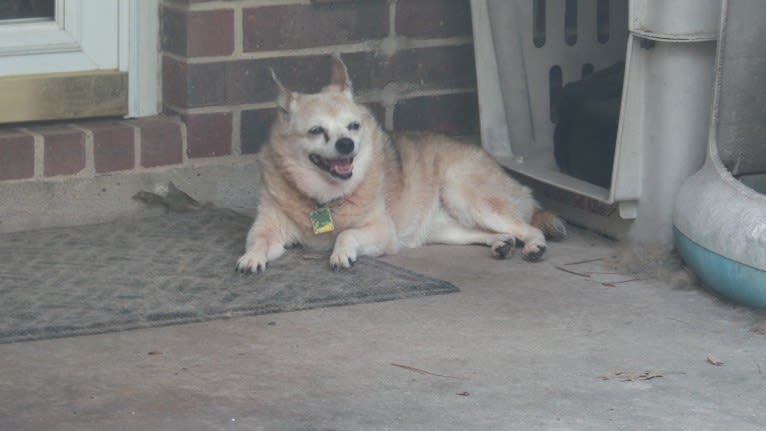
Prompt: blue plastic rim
<box><xmin>674</xmin><ymin>226</ymin><xmax>766</xmax><ymax>309</ymax></box>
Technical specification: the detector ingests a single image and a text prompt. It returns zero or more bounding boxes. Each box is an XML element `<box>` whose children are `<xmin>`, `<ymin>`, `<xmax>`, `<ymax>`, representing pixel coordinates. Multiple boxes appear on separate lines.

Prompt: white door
<box><xmin>0</xmin><ymin>0</ymin><xmax>158</xmax><ymax>123</ymax></box>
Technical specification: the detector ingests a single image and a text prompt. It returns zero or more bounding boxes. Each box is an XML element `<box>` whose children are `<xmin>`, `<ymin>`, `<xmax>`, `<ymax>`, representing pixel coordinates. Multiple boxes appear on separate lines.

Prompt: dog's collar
<box><xmin>314</xmin><ymin>196</ymin><xmax>343</xmax><ymax>209</ymax></box>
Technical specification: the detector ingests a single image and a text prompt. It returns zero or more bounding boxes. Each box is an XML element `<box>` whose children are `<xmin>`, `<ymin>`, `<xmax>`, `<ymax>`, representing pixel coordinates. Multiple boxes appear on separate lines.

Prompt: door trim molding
<box><xmin>0</xmin><ymin>71</ymin><xmax>128</xmax><ymax>124</ymax></box>
<box><xmin>128</xmin><ymin>0</ymin><xmax>160</xmax><ymax>117</ymax></box>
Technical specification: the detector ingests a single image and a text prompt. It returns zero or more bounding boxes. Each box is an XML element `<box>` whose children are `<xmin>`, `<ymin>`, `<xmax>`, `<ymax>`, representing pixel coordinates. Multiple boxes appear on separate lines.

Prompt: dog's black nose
<box><xmin>335</xmin><ymin>138</ymin><xmax>355</xmax><ymax>155</ymax></box>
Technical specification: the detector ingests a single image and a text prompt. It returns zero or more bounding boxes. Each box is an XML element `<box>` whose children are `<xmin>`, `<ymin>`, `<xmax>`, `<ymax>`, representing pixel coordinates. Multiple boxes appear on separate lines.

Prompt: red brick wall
<box><xmin>162</xmin><ymin>0</ymin><xmax>478</xmax><ymax>154</ymax></box>
<box><xmin>0</xmin><ymin>0</ymin><xmax>477</xmax><ymax>184</ymax></box>
<box><xmin>0</xmin><ymin>119</ymin><xmax>184</xmax><ymax>181</ymax></box>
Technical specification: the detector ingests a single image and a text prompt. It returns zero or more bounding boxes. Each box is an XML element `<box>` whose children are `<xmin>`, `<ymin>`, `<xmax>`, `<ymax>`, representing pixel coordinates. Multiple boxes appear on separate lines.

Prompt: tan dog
<box><xmin>236</xmin><ymin>55</ymin><xmax>566</xmax><ymax>273</ymax></box>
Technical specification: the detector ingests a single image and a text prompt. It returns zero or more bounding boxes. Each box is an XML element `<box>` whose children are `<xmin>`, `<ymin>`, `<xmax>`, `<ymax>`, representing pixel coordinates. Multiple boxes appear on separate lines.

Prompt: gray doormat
<box><xmin>0</xmin><ymin>209</ymin><xmax>458</xmax><ymax>344</ymax></box>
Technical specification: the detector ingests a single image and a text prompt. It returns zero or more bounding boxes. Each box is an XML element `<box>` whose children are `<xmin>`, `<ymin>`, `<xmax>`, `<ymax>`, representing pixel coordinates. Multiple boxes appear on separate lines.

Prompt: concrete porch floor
<box><xmin>1</xmin><ymin>227</ymin><xmax>765</xmax><ymax>431</ymax></box>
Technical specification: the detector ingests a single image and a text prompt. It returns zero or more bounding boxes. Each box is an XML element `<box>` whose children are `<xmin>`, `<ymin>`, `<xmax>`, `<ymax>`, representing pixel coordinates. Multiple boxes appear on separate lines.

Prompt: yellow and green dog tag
<box><xmin>310</xmin><ymin>206</ymin><xmax>335</xmax><ymax>234</ymax></box>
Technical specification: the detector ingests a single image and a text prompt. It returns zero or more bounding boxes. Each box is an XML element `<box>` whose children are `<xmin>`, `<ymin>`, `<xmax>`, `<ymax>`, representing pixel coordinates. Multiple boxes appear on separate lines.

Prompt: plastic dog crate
<box><xmin>472</xmin><ymin>0</ymin><xmax>721</xmax><ymax>243</ymax></box>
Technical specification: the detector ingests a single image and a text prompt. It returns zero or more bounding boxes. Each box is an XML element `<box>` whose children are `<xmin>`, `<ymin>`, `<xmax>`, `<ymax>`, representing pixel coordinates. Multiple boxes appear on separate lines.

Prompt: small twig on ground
<box><xmin>564</xmin><ymin>257</ymin><xmax>607</xmax><ymax>266</ymax></box>
<box><xmin>390</xmin><ymin>363</ymin><xmax>462</xmax><ymax>380</ymax></box>
<box><xmin>555</xmin><ymin>266</ymin><xmax>591</xmax><ymax>278</ymax></box>
<box><xmin>602</xmin><ymin>278</ymin><xmax>643</xmax><ymax>287</ymax></box>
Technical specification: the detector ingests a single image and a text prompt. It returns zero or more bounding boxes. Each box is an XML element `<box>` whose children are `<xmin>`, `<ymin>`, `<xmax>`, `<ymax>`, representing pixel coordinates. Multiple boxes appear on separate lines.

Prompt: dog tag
<box><xmin>310</xmin><ymin>206</ymin><xmax>335</xmax><ymax>234</ymax></box>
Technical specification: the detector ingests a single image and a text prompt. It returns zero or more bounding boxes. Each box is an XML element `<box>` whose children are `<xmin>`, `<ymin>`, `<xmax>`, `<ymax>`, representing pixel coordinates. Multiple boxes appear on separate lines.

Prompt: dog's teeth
<box><xmin>330</xmin><ymin>159</ymin><xmax>353</xmax><ymax>174</ymax></box>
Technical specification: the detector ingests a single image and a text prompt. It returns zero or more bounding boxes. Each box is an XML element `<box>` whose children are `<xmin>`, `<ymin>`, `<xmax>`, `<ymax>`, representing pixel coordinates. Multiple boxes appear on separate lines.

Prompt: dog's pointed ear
<box><xmin>329</xmin><ymin>53</ymin><xmax>352</xmax><ymax>95</ymax></box>
<box><xmin>270</xmin><ymin>68</ymin><xmax>294</xmax><ymax>112</ymax></box>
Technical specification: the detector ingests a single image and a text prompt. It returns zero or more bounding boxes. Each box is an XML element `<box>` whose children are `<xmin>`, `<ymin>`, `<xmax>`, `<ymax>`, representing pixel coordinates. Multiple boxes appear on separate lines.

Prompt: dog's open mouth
<box><xmin>309</xmin><ymin>154</ymin><xmax>354</xmax><ymax>180</ymax></box>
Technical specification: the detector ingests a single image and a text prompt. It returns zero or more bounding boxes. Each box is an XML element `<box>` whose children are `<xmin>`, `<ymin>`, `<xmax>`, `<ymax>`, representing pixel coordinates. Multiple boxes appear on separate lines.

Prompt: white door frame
<box><xmin>0</xmin><ymin>0</ymin><xmax>159</xmax><ymax>119</ymax></box>
<box><xmin>127</xmin><ymin>0</ymin><xmax>160</xmax><ymax>117</ymax></box>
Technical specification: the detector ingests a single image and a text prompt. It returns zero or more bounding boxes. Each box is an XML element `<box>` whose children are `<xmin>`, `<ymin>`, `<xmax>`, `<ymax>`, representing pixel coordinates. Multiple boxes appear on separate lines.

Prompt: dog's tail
<box><xmin>531</xmin><ymin>209</ymin><xmax>567</xmax><ymax>241</ymax></box>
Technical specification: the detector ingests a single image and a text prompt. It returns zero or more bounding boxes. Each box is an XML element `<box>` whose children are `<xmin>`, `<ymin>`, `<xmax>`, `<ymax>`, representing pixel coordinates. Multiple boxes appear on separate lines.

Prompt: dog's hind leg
<box><xmin>440</xmin><ymin>175</ymin><xmax>548</xmax><ymax>261</ymax></box>
<box><xmin>427</xmin><ymin>211</ymin><xmax>516</xmax><ymax>259</ymax></box>
<box><xmin>429</xmin><ymin>225</ymin><xmax>516</xmax><ymax>259</ymax></box>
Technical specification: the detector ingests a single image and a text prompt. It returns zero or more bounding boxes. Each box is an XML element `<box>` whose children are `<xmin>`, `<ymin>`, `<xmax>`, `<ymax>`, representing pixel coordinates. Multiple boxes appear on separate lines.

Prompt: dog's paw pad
<box><xmin>522</xmin><ymin>244</ymin><xmax>546</xmax><ymax>262</ymax></box>
<box><xmin>491</xmin><ymin>238</ymin><xmax>515</xmax><ymax>259</ymax></box>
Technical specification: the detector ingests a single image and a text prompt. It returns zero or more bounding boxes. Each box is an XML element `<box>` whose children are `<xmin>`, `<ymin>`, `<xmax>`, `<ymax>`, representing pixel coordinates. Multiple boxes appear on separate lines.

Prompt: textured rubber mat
<box><xmin>0</xmin><ymin>209</ymin><xmax>458</xmax><ymax>343</ymax></box>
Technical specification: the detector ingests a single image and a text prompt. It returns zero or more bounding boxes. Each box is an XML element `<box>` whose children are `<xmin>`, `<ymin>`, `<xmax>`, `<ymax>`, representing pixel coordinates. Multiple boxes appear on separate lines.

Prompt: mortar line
<box><xmin>19</xmin><ymin>128</ymin><xmax>44</xmax><ymax>179</ymax></box>
<box><xmin>70</xmin><ymin>125</ymin><xmax>96</xmax><ymax>176</ymax></box>
<box><xmin>231</xmin><ymin>108</ymin><xmax>242</xmax><ymax>156</ymax></box>
<box><xmin>173</xmin><ymin>87</ymin><xmax>477</xmax><ymax>117</ymax></box>
<box><xmin>168</xmin><ymin>0</ymin><xmax>309</xmax><ymax>12</ymax></box>
<box><xmin>232</xmin><ymin>4</ymin><xmax>244</xmax><ymax>57</ymax></box>
<box><xmin>176</xmin><ymin>37</ymin><xmax>473</xmax><ymax>64</ymax></box>
<box><xmin>120</xmin><ymin>121</ymin><xmax>142</xmax><ymax>170</ymax></box>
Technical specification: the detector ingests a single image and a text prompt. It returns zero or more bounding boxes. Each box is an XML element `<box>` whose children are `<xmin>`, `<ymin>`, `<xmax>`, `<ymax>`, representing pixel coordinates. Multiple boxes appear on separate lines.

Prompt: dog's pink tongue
<box><xmin>330</xmin><ymin>160</ymin><xmax>353</xmax><ymax>174</ymax></box>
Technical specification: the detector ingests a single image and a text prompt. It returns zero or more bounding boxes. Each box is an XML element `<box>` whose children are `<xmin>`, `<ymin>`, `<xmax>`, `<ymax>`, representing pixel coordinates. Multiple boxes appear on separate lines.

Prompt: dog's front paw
<box><xmin>329</xmin><ymin>247</ymin><xmax>357</xmax><ymax>271</ymax></box>
<box><xmin>235</xmin><ymin>250</ymin><xmax>269</xmax><ymax>274</ymax></box>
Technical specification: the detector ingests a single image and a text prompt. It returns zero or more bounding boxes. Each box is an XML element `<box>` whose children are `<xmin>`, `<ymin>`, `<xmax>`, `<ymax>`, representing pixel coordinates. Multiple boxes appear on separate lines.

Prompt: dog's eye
<box><xmin>347</xmin><ymin>121</ymin><xmax>360</xmax><ymax>131</ymax></box>
<box><xmin>308</xmin><ymin>126</ymin><xmax>325</xmax><ymax>136</ymax></box>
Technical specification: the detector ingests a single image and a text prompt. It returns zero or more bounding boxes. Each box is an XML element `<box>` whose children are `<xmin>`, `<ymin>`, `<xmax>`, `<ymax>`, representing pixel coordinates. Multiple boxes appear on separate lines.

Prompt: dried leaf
<box><xmin>147</xmin><ymin>351</ymin><xmax>162</xmax><ymax>356</ymax></box>
<box><xmin>707</xmin><ymin>356</ymin><xmax>724</xmax><ymax>366</ymax></box>
<box><xmin>599</xmin><ymin>371</ymin><xmax>664</xmax><ymax>382</ymax></box>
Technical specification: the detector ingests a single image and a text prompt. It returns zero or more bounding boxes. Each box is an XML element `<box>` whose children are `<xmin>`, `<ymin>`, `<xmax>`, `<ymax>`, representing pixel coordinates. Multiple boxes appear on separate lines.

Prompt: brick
<box><xmin>393</xmin><ymin>93</ymin><xmax>479</xmax><ymax>135</ymax></box>
<box><xmin>162</xmin><ymin>7</ymin><xmax>186</xmax><ymax>56</ymax></box>
<box><xmin>0</xmin><ymin>132</ymin><xmax>34</xmax><ymax>181</ymax></box>
<box><xmin>163</xmin><ymin>56</ymin><xmax>226</xmax><ymax>109</ymax></box>
<box><xmin>221</xmin><ymin>46</ymin><xmax>475</xmax><ymax>105</ymax></box>
<box><xmin>163</xmin><ymin>8</ymin><xmax>234</xmax><ymax>57</ymax></box>
<box><xmin>81</xmin><ymin>121</ymin><xmax>135</xmax><ymax>173</ymax></box>
<box><xmin>226</xmin><ymin>56</ymin><xmax>332</xmax><ymax>105</ymax></box>
<box><xmin>396</xmin><ymin>0</ymin><xmax>472</xmax><ymax>38</ymax></box>
<box><xmin>185</xmin><ymin>112</ymin><xmax>232</xmax><ymax>158</ymax></box>
<box><xmin>187</xmin><ymin>9</ymin><xmax>234</xmax><ymax>57</ymax></box>
<box><xmin>240</xmin><ymin>108</ymin><xmax>276</xmax><ymax>154</ymax></box>
<box><xmin>135</xmin><ymin>118</ymin><xmax>183</xmax><ymax>168</ymax></box>
<box><xmin>243</xmin><ymin>3</ymin><xmax>388</xmax><ymax>52</ymax></box>
<box><xmin>162</xmin><ymin>55</ymin><xmax>188</xmax><ymax>108</ymax></box>
<box><xmin>162</xmin><ymin>55</ymin><xmax>185</xmax><ymax>107</ymax></box>
<box><xmin>39</xmin><ymin>127</ymin><xmax>85</xmax><ymax>177</ymax></box>
<box><xmin>224</xmin><ymin>60</ymin><xmax>277</xmax><ymax>106</ymax></box>
<box><xmin>226</xmin><ymin>47</ymin><xmax>474</xmax><ymax>105</ymax></box>
<box><xmin>343</xmin><ymin>45</ymin><xmax>476</xmax><ymax>92</ymax></box>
